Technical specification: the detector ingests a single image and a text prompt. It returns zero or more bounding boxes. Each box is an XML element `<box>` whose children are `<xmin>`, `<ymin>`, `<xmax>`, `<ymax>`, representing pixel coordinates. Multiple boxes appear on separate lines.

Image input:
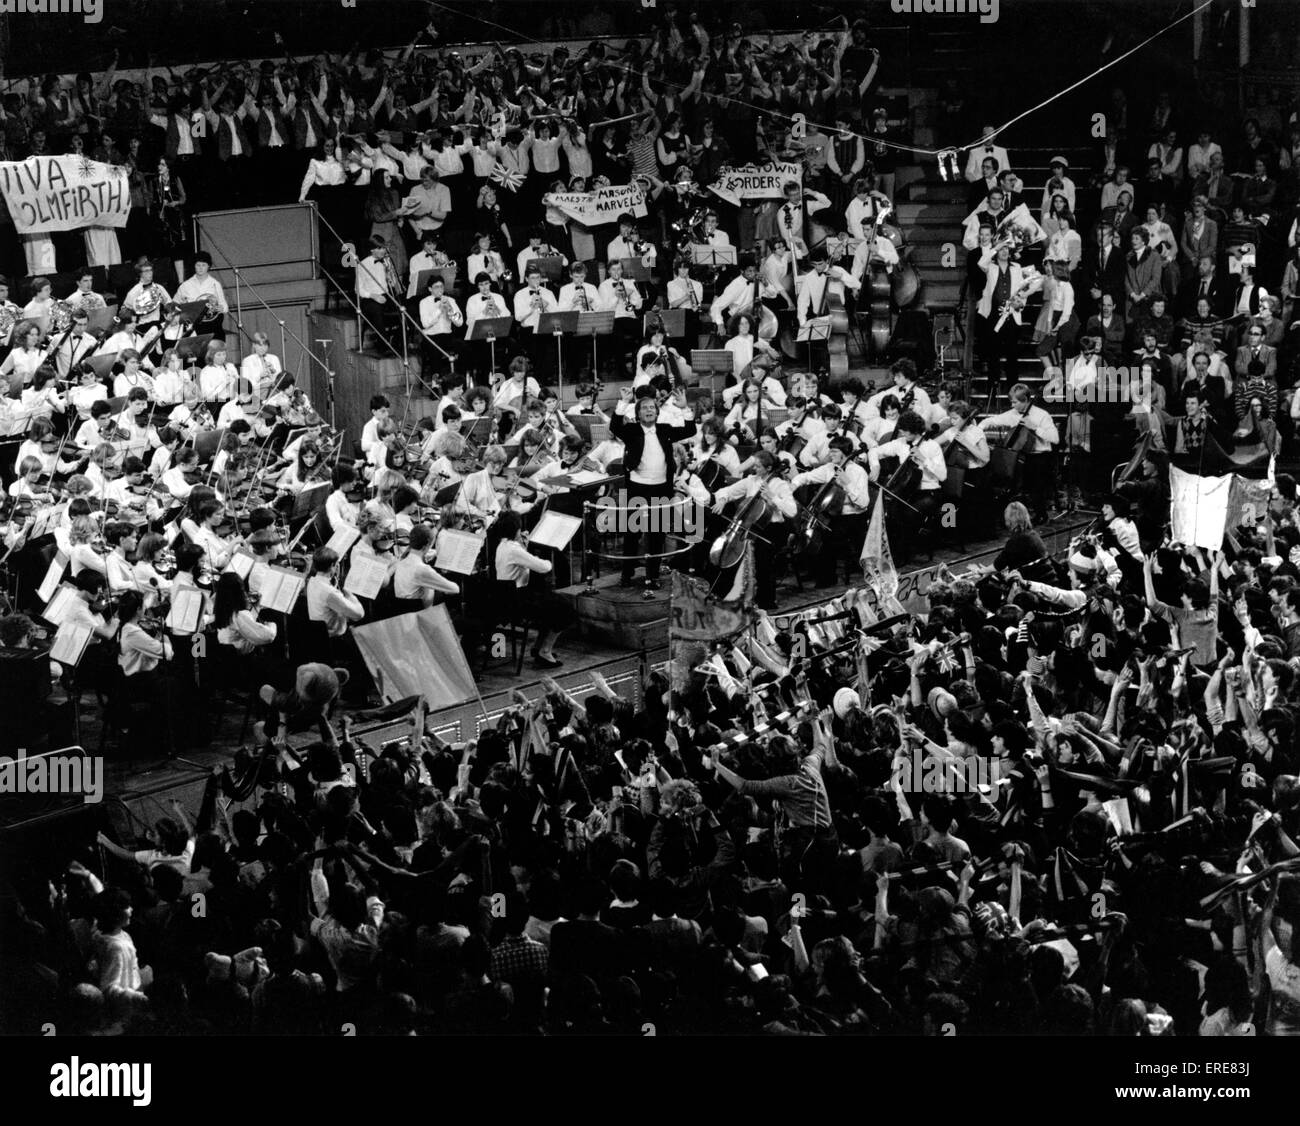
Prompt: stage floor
<box><xmin>80</xmin><ymin>509</ymin><xmax>1095</xmax><ymax>813</ymax></box>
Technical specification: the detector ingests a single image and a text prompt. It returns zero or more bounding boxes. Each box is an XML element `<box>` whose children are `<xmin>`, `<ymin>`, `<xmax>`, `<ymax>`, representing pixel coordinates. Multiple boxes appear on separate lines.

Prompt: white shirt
<box><xmin>495</xmin><ymin>538</ymin><xmax>552</xmax><ymax>588</ymax></box>
<box><xmin>869</xmin><ymin>437</ymin><xmax>947</xmax><ymax>490</ymax></box>
<box><xmin>175</xmin><ymin>274</ymin><xmax>228</xmax><ymax>315</ymax></box>
<box><xmin>791</xmin><ymin>460</ymin><xmax>873</xmax><ymax>513</ymax></box>
<box><xmin>710</xmin><ymin>273</ymin><xmax>781</xmax><ymax>328</ymax></box>
<box><xmin>513</xmin><ymin>285</ymin><xmax>559</xmax><ymax>331</ymax></box>
<box><xmin>393</xmin><ymin>553</ymin><xmax>460</xmax><ymax>601</ymax></box>
<box><xmin>465</xmin><ymin>291</ymin><xmax>511</xmax><ymax>331</ymax></box>
<box><xmin>713</xmin><ymin>474</ymin><xmax>796</xmax><ymax>521</ymax></box>
<box><xmin>981</xmin><ymin>405</ymin><xmax>1059</xmax><ymax>453</ymax></box>
<box><xmin>199</xmin><ymin>363</ymin><xmax>236</xmax><ymax>401</ymax></box>
<box><xmin>420</xmin><ymin>293</ymin><xmax>464</xmax><ymax>336</ymax></box>
<box><xmin>306</xmin><ymin>575</ymin><xmax>365</xmax><ymax>636</ymax></box>
<box><xmin>865</xmin><ymin>383</ymin><xmax>933</xmax><ymax>420</ymax></box>
<box><xmin>630</xmin><ymin>424</ymin><xmax>667</xmax><ymax>486</ymax></box>
<box><xmin>597</xmin><ymin>278</ymin><xmax>643</xmax><ymax>319</ymax></box>
<box><xmin>558</xmin><ymin>281</ymin><xmax>601</xmax><ymax>312</ymax></box>
<box><xmin>797</xmin><ymin>267</ymin><xmax>861</xmax><ymax>324</ymax></box>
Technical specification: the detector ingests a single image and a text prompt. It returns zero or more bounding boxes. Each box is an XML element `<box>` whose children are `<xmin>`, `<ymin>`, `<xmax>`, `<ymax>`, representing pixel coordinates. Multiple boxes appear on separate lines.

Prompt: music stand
<box><xmin>524</xmin><ymin>255</ymin><xmax>565</xmax><ymax>286</ymax></box>
<box><xmin>415</xmin><ymin>266</ymin><xmax>458</xmax><ymax>297</ymax></box>
<box><xmin>689</xmin><ymin>244</ymin><xmax>736</xmax><ymax>267</ymax></box>
<box><xmin>690</xmin><ymin>349</ymin><xmax>733</xmax><ymax>401</ymax></box>
<box><xmin>466</xmin><ymin>316</ymin><xmax>514</xmax><ymax>376</ymax></box>
<box><xmin>194</xmin><ymin>426</ymin><xmax>228</xmax><ymax>465</ymax></box>
<box><xmin>796</xmin><ymin>321</ymin><xmax>833</xmax><ymax>370</ymax></box>
<box><xmin>86</xmin><ymin>352</ymin><xmax>119</xmax><ymax>380</ymax></box>
<box><xmin>576</xmin><ymin>310</ymin><xmax>616</xmax><ymax>378</ymax></box>
<box><xmin>175</xmin><ymin>333</ymin><xmax>214</xmax><ymax>364</ymax></box>
<box><xmin>645</xmin><ymin>310</ymin><xmax>686</xmax><ymax>340</ymax></box>
<box><xmin>291</xmin><ymin>481</ymin><xmax>330</xmax><ymax>520</ymax></box>
<box><xmin>619</xmin><ymin>257</ymin><xmax>653</xmax><ymax>283</ymax></box>
<box><xmin>537</xmin><ymin>310</ymin><xmax>579</xmax><ymax>407</ymax></box>
<box><xmin>86</xmin><ymin>304</ymin><xmax>118</xmax><ymax>334</ymax></box>
<box><xmin>177</xmin><ymin>300</ymin><xmax>209</xmax><ymax>324</ymax></box>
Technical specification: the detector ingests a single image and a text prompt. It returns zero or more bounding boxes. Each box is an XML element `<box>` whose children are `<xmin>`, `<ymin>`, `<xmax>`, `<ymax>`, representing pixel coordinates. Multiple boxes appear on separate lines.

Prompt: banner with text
<box><xmin>543</xmin><ymin>182</ymin><xmax>648</xmax><ymax>226</ymax></box>
<box><xmin>0</xmin><ymin>156</ymin><xmax>131</xmax><ymax>235</ymax></box>
<box><xmin>708</xmin><ymin>161</ymin><xmax>803</xmax><ymax>206</ymax></box>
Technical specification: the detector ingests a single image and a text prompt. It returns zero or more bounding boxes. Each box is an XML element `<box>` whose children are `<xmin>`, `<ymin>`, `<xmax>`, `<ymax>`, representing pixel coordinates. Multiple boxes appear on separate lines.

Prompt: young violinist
<box><xmin>117</xmin><ymin>388</ymin><xmax>162</xmax><ymax>458</ymax></box>
<box><xmin>276</xmin><ymin>439</ymin><xmax>324</xmax><ymax>496</ymax></box>
<box><xmin>792</xmin><ymin>435</ymin><xmax>873</xmax><ymax>587</ymax></box>
<box><xmin>635</xmin><ymin>323</ymin><xmax>689</xmax><ymax>390</ymax></box>
<box><xmin>68</xmin><ymin>514</ymin><xmax>108</xmax><ymax>579</ymax></box>
<box><xmin>710</xmin><ymin>449</ymin><xmax>796</xmax><ymax>608</ymax></box>
<box><xmin>68</xmin><ymin>362</ymin><xmax>109</xmax><ymax>423</ymax></box>
<box><xmin>213</xmin><ymin>572</ymin><xmax>280</xmax><ymax>673</ymax></box>
<box><xmin>104</xmin><ymin>520</ymin><xmax>144</xmax><ymax>595</ymax></box>
<box><xmin>149</xmin><ymin>426</ymin><xmax>183</xmax><ymax>481</ymax></box>
<box><xmin>21</xmin><ymin>365</ymin><xmax>67</xmax><ymax>422</ymax></box>
<box><xmin>306</xmin><ymin>547</ymin><xmax>368</xmax><ymax>637</ymax></box>
<box><xmin>132</xmin><ymin>532</ymin><xmax>173</xmax><ymax>609</ymax></box>
<box><xmin>9</xmin><ymin>456</ymin><xmax>56</xmax><ymax>503</ymax></box>
<box><xmin>325</xmin><ymin>464</ymin><xmax>362</xmax><ymax>533</ymax></box>
<box><xmin>17</xmin><ymin>419</ymin><xmax>76</xmax><ymax>479</ymax></box>
<box><xmin>217</xmin><ymin>379</ymin><xmax>260</xmax><ymax>429</ymax></box>
<box><xmin>723</xmin><ymin>312</ymin><xmax>781</xmax><ymax>383</ymax></box>
<box><xmin>104</xmin><ymin>456</ymin><xmax>163</xmax><ymax>526</ymax></box>
<box><xmin>160</xmin><ymin>448</ymin><xmax>201</xmax><ymax>501</ymax></box>
<box><xmin>392</xmin><ymin>526</ymin><xmax>461</xmax><ymax>607</ymax></box>
<box><xmin>493</xmin><ymin>508</ymin><xmax>574</xmax><ymax>669</ymax></box>
<box><xmin>182</xmin><ymin>498</ymin><xmax>235</xmax><ymax>572</ymax></box>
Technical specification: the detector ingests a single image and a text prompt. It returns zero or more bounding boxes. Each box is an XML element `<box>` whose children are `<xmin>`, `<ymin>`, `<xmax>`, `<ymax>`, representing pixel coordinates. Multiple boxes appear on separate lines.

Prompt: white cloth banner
<box><xmin>543</xmin><ymin>183</ymin><xmax>648</xmax><ymax>226</ymax></box>
<box><xmin>351</xmin><ymin>606</ymin><xmax>477</xmax><ymax>710</ymax></box>
<box><xmin>1169</xmin><ymin>465</ymin><xmax>1232</xmax><ymax>550</ymax></box>
<box><xmin>708</xmin><ymin>161</ymin><xmax>803</xmax><ymax>206</ymax></box>
<box><xmin>0</xmin><ymin>156</ymin><xmax>131</xmax><ymax>234</ymax></box>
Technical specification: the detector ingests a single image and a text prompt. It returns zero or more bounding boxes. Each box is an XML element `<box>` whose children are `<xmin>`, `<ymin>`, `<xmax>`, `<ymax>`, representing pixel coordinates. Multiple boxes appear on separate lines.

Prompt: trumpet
<box><xmin>529</xmin><ymin>288</ymin><xmax>545</xmax><ymax>313</ymax></box>
<box><xmin>614</xmin><ymin>278</ymin><xmax>632</xmax><ymax>313</ymax></box>
<box><xmin>484</xmin><ymin>297</ymin><xmax>503</xmax><ymax>318</ymax></box>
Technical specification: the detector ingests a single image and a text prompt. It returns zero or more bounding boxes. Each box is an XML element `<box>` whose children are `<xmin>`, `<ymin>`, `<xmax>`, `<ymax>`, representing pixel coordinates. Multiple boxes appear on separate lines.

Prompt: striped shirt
<box><xmin>736</xmin><ymin>750</ymin><xmax>833</xmax><ymax>830</ymax></box>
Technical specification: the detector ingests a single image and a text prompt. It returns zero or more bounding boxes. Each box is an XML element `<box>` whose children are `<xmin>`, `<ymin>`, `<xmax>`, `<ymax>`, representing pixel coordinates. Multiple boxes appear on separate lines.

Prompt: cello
<box><xmin>708</xmin><ymin>482</ymin><xmax>772</xmax><ymax>570</ymax></box>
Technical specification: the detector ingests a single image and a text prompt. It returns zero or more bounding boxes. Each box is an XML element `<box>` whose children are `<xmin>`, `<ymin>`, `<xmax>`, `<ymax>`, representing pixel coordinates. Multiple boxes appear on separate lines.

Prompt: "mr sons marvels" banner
<box><xmin>543</xmin><ymin>182</ymin><xmax>648</xmax><ymax>226</ymax></box>
<box><xmin>0</xmin><ymin>156</ymin><xmax>131</xmax><ymax>235</ymax></box>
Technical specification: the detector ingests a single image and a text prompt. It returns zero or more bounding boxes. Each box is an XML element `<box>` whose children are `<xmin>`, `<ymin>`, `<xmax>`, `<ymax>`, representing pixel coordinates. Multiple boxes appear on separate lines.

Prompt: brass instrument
<box><xmin>133</xmin><ymin>284</ymin><xmax>165</xmax><ymax>317</ymax></box>
<box><xmin>77</xmin><ymin>291</ymin><xmax>106</xmax><ymax>311</ymax></box>
<box><xmin>49</xmin><ymin>300</ymin><xmax>74</xmax><ymax>333</ymax></box>
<box><xmin>201</xmin><ymin>294</ymin><xmax>221</xmax><ymax>319</ymax></box>
<box><xmin>484</xmin><ymin>296</ymin><xmax>503</xmax><ymax>318</ymax></box>
<box><xmin>575</xmin><ymin>287</ymin><xmax>591</xmax><ymax>312</ymax></box>
<box><xmin>614</xmin><ymin>277</ymin><xmax>632</xmax><ymax>314</ymax></box>
<box><xmin>0</xmin><ymin>304</ymin><xmax>17</xmax><ymax>340</ymax></box>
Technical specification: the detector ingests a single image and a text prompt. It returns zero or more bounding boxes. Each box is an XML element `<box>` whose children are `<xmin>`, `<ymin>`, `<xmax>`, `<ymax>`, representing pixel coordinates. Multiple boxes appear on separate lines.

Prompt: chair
<box><xmin>480</xmin><ymin>578</ymin><xmax>532</xmax><ymax>675</ymax></box>
<box><xmin>204</xmin><ymin>639</ymin><xmax>257</xmax><ymax>743</ymax></box>
<box><xmin>97</xmin><ymin>666</ymin><xmax>160</xmax><ymax>760</ymax></box>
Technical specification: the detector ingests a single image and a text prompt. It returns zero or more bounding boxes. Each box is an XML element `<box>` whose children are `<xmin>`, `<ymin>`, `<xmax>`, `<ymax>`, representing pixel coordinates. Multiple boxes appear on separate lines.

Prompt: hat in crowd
<box><xmin>1049</xmin><ymin>155</ymin><xmax>1069</xmax><ymax>168</ymax></box>
<box><xmin>833</xmin><ymin>687</ymin><xmax>861</xmax><ymax>718</ymax></box>
<box><xmin>928</xmin><ymin>686</ymin><xmax>958</xmax><ymax>719</ymax></box>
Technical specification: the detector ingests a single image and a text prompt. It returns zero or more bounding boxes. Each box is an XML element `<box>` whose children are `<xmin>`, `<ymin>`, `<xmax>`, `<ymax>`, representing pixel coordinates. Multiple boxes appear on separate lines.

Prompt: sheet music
<box><xmin>258</xmin><ymin>567</ymin><xmax>306</xmax><ymax>614</ymax></box>
<box><xmin>432</xmin><ymin>529</ymin><xmax>485</xmax><ymax>576</ymax></box>
<box><xmin>226</xmin><ymin>550</ymin><xmax>255</xmax><ymax>579</ymax></box>
<box><xmin>564</xmin><ymin>469</ymin><xmax>607</xmax><ymax>486</ymax></box>
<box><xmin>37</xmin><ymin>551</ymin><xmax>68</xmax><ymax>604</ymax></box>
<box><xmin>343</xmin><ymin>555</ymin><xmax>389</xmax><ymax>600</ymax></box>
<box><xmin>50</xmin><ymin>622</ymin><xmax>91</xmax><ymax>667</ymax></box>
<box><xmin>42</xmin><ymin>584</ymin><xmax>79</xmax><ymax>627</ymax></box>
<box><xmin>528</xmin><ymin>511</ymin><xmax>582</xmax><ymax>551</ymax></box>
<box><xmin>326</xmin><ymin>525</ymin><xmax>361</xmax><ymax>558</ymax></box>
<box><xmin>164</xmin><ymin>587</ymin><xmax>204</xmax><ymax>633</ymax></box>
